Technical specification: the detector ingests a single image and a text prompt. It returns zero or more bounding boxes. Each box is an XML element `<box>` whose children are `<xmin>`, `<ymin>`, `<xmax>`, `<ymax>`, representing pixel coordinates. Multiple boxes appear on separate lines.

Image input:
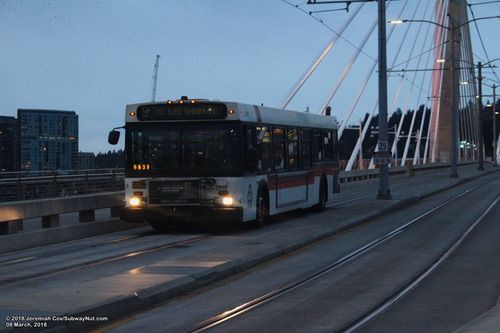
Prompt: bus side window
<box><xmin>287</xmin><ymin>128</ymin><xmax>299</xmax><ymax>171</ymax></box>
<box><xmin>324</xmin><ymin>130</ymin><xmax>333</xmax><ymax>161</ymax></box>
<box><xmin>333</xmin><ymin>130</ymin><xmax>339</xmax><ymax>161</ymax></box>
<box><xmin>312</xmin><ymin>130</ymin><xmax>323</xmax><ymax>162</ymax></box>
<box><xmin>273</xmin><ymin>127</ymin><xmax>285</xmax><ymax>171</ymax></box>
<box><xmin>256</xmin><ymin>125</ymin><xmax>272</xmax><ymax>173</ymax></box>
<box><xmin>301</xmin><ymin>129</ymin><xmax>311</xmax><ymax>169</ymax></box>
<box><xmin>244</xmin><ymin>125</ymin><xmax>256</xmax><ymax>172</ymax></box>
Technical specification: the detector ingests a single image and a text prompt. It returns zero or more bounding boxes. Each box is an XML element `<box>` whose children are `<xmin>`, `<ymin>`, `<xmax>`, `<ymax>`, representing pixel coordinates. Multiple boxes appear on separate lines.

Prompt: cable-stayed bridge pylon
<box><xmin>282</xmin><ymin>0</ymin><xmax>484</xmax><ymax>172</ymax></box>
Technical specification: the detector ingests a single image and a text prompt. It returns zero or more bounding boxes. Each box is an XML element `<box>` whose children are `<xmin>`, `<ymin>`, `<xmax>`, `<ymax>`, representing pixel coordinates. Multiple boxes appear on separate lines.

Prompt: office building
<box><xmin>18</xmin><ymin>109</ymin><xmax>78</xmax><ymax>171</ymax></box>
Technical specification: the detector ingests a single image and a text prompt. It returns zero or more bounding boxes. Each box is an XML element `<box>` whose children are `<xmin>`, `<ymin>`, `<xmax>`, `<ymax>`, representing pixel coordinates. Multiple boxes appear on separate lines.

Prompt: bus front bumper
<box><xmin>120</xmin><ymin>206</ymin><xmax>244</xmax><ymax>224</ymax></box>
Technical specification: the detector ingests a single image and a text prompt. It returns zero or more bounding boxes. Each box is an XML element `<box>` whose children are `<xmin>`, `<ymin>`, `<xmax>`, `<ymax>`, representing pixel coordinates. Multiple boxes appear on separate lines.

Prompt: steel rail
<box><xmin>341</xmin><ymin>194</ymin><xmax>500</xmax><ymax>332</ymax></box>
<box><xmin>329</xmin><ymin>178</ymin><xmax>428</xmax><ymax>207</ymax></box>
<box><xmin>185</xmin><ymin>184</ymin><xmax>482</xmax><ymax>333</ymax></box>
<box><xmin>0</xmin><ymin>229</ymin><xmax>153</xmax><ymax>265</ymax></box>
<box><xmin>0</xmin><ymin>234</ymin><xmax>211</xmax><ymax>286</ymax></box>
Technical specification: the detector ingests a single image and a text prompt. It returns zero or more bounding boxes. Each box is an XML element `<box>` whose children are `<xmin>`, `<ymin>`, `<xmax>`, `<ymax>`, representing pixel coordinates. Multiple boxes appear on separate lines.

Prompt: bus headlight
<box><xmin>129</xmin><ymin>197</ymin><xmax>142</xmax><ymax>207</ymax></box>
<box><xmin>221</xmin><ymin>196</ymin><xmax>234</xmax><ymax>206</ymax></box>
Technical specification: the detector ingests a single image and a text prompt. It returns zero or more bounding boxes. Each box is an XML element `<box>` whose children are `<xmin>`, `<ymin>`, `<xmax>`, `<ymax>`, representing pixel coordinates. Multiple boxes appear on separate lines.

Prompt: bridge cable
<box><xmin>279</xmin><ymin>0</ymin><xmax>376</xmax><ymax>61</ymax></box>
<box><xmin>468</xmin><ymin>4</ymin><xmax>500</xmax><ymax>81</ymax></box>
<box><xmin>318</xmin><ymin>14</ymin><xmax>380</xmax><ymax>115</ymax></box>
<box><xmin>461</xmin><ymin>9</ymin><xmax>480</xmax><ymax>155</ymax></box>
<box><xmin>389</xmin><ymin>0</ymin><xmax>433</xmax><ymax>163</ymax></box>
<box><xmin>413</xmin><ymin>62</ymin><xmax>434</xmax><ymax>165</ymax></box>
<box><xmin>401</xmin><ymin>9</ymin><xmax>435</xmax><ymax>166</ymax></box>
<box><xmin>366</xmin><ymin>0</ymin><xmax>428</xmax><ymax>169</ymax></box>
<box><xmin>459</xmin><ymin>23</ymin><xmax>474</xmax><ymax>160</ymax></box>
<box><xmin>341</xmin><ymin>2</ymin><xmax>411</xmax><ymax>171</ymax></box>
<box><xmin>279</xmin><ymin>2</ymin><xmax>365</xmax><ymax>109</ymax></box>
<box><xmin>461</xmin><ymin>4</ymin><xmax>477</xmax><ymax>159</ymax></box>
<box><xmin>338</xmin><ymin>1</ymin><xmax>410</xmax><ymax>140</ymax></box>
<box><xmin>348</xmin><ymin>0</ymin><xmax>421</xmax><ymax>170</ymax></box>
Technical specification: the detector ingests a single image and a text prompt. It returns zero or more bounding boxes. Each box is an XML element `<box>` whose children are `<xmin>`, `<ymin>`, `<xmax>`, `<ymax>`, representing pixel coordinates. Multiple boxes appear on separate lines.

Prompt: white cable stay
<box><xmin>338</xmin><ymin>0</ymin><xmax>410</xmax><ymax>141</ymax></box>
<box><xmin>368</xmin><ymin>0</ymin><xmax>425</xmax><ymax>169</ymax></box>
<box><xmin>319</xmin><ymin>16</ymin><xmax>379</xmax><ymax>115</ymax></box>
<box><xmin>390</xmin><ymin>0</ymin><xmax>433</xmax><ymax>162</ymax></box>
<box><xmin>279</xmin><ymin>3</ymin><xmax>365</xmax><ymax>109</ymax></box>
<box><xmin>401</xmin><ymin>0</ymin><xmax>434</xmax><ymax>165</ymax></box>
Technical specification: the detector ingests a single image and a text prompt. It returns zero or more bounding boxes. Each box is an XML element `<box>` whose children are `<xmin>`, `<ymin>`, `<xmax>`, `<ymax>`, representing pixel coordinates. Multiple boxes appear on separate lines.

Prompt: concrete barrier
<box><xmin>0</xmin><ymin>192</ymin><xmax>124</xmax><ymax>234</ymax></box>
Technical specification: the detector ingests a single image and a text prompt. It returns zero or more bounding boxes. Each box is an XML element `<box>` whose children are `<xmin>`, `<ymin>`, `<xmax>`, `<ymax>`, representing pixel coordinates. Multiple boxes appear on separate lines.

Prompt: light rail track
<box><xmin>0</xmin><ymin>234</ymin><xmax>211</xmax><ymax>286</ymax></box>
<box><xmin>340</xmin><ymin>194</ymin><xmax>500</xmax><ymax>332</ymax></box>
<box><xmin>185</xmin><ymin>184</ymin><xmax>484</xmax><ymax>333</ymax></box>
<box><xmin>0</xmin><ymin>228</ymin><xmax>153</xmax><ymax>266</ymax></box>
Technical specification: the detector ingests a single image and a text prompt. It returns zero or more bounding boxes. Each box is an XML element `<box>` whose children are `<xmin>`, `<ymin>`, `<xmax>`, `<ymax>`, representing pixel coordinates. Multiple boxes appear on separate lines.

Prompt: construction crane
<box><xmin>151</xmin><ymin>55</ymin><xmax>160</xmax><ymax>102</ymax></box>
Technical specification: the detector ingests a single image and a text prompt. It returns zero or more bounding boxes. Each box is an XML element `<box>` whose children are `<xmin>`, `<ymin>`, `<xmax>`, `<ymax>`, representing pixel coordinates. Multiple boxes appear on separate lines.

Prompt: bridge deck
<box><xmin>0</xmin><ymin>163</ymin><xmax>497</xmax><ymax>332</ymax></box>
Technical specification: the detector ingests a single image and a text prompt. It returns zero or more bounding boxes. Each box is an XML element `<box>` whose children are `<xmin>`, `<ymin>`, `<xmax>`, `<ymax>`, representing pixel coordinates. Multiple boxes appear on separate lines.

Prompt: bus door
<box><xmin>274</xmin><ymin>128</ymin><xmax>308</xmax><ymax>208</ymax></box>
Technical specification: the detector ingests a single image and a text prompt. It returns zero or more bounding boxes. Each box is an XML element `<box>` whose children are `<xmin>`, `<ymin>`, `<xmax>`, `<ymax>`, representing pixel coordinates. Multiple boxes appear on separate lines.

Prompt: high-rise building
<box><xmin>18</xmin><ymin>109</ymin><xmax>78</xmax><ymax>171</ymax></box>
<box><xmin>0</xmin><ymin>116</ymin><xmax>18</xmax><ymax>172</ymax></box>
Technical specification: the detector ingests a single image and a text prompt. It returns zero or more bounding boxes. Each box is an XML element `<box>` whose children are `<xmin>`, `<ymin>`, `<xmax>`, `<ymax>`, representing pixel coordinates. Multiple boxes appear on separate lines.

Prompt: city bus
<box><xmin>108</xmin><ymin>97</ymin><xmax>340</xmax><ymax>230</ymax></box>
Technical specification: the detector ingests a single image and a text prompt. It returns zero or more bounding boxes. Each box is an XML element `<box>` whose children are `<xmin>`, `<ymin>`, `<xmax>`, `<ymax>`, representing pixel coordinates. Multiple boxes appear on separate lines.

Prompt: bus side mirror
<box><xmin>247</xmin><ymin>148</ymin><xmax>257</xmax><ymax>172</ymax></box>
<box><xmin>108</xmin><ymin>130</ymin><xmax>120</xmax><ymax>145</ymax></box>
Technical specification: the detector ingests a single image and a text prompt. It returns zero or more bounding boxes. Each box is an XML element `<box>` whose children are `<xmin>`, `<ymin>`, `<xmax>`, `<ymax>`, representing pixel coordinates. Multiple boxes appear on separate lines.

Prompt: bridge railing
<box><xmin>0</xmin><ymin>162</ymin><xmax>465</xmax><ymax>202</ymax></box>
<box><xmin>0</xmin><ymin>169</ymin><xmax>124</xmax><ymax>202</ymax></box>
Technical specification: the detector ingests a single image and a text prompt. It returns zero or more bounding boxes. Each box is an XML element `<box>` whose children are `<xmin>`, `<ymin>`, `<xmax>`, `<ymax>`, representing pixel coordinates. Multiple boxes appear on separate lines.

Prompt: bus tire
<box><xmin>253</xmin><ymin>186</ymin><xmax>269</xmax><ymax>228</ymax></box>
<box><xmin>149</xmin><ymin>221</ymin><xmax>170</xmax><ymax>232</ymax></box>
<box><xmin>315</xmin><ymin>178</ymin><xmax>327</xmax><ymax>212</ymax></box>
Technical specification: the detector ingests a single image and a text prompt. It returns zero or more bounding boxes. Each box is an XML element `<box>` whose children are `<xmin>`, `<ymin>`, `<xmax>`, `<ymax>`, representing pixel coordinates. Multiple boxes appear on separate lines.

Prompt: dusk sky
<box><xmin>1</xmin><ymin>0</ymin><xmax>499</xmax><ymax>153</ymax></box>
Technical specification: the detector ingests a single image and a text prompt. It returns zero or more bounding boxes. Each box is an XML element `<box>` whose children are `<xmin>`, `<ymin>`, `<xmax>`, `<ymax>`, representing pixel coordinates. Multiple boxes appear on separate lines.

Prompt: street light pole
<box><xmin>493</xmin><ymin>83</ymin><xmax>497</xmax><ymax>166</ymax></box>
<box><xmin>390</xmin><ymin>16</ymin><xmax>500</xmax><ymax>174</ymax></box>
<box><xmin>477</xmin><ymin>61</ymin><xmax>485</xmax><ymax>170</ymax></box>
<box><xmin>377</xmin><ymin>0</ymin><xmax>391</xmax><ymax>199</ymax></box>
<box><xmin>307</xmin><ymin>0</ymin><xmax>392</xmax><ymax>199</ymax></box>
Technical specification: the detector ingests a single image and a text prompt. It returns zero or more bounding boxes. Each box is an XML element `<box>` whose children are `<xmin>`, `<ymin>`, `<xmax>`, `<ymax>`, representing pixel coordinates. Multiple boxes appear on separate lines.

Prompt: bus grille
<box><xmin>149</xmin><ymin>180</ymin><xmax>200</xmax><ymax>205</ymax></box>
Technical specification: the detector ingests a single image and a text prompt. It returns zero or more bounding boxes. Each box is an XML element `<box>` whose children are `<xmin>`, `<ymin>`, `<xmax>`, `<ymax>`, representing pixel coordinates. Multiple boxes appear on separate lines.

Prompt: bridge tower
<box><xmin>429</xmin><ymin>0</ymin><xmax>475</xmax><ymax>163</ymax></box>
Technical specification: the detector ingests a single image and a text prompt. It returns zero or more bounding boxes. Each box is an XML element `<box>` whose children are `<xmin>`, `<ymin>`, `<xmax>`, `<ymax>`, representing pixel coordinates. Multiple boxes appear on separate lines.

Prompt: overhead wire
<box><xmin>342</xmin><ymin>1</ymin><xmax>410</xmax><ymax>170</ymax></box>
<box><xmin>280</xmin><ymin>2</ymin><xmax>365</xmax><ymax>109</ymax></box>
<box><xmin>368</xmin><ymin>0</ymin><xmax>425</xmax><ymax>169</ymax></box>
<box><xmin>468</xmin><ymin>0</ymin><xmax>500</xmax><ymax>6</ymax></box>
<box><xmin>390</xmin><ymin>0</ymin><xmax>433</xmax><ymax>162</ymax></box>
<box><xmin>388</xmin><ymin>41</ymin><xmax>448</xmax><ymax>71</ymax></box>
<box><xmin>318</xmin><ymin>14</ymin><xmax>379</xmax><ymax>114</ymax></box>
<box><xmin>401</xmin><ymin>7</ymin><xmax>434</xmax><ymax>165</ymax></box>
<box><xmin>462</xmin><ymin>11</ymin><xmax>480</xmax><ymax>153</ymax></box>
<box><xmin>280</xmin><ymin>0</ymin><xmax>377</xmax><ymax>62</ymax></box>
<box><xmin>467</xmin><ymin>3</ymin><xmax>500</xmax><ymax>80</ymax></box>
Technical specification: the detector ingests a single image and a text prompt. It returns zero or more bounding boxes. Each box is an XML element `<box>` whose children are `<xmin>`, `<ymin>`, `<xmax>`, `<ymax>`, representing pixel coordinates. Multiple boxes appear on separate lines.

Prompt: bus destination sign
<box><xmin>137</xmin><ymin>103</ymin><xmax>228</xmax><ymax>121</ymax></box>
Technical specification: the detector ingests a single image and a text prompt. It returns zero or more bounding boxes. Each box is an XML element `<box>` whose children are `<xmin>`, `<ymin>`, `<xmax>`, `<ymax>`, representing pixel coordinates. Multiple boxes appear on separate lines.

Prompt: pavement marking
<box><xmin>0</xmin><ymin>256</ymin><xmax>35</xmax><ymax>266</ymax></box>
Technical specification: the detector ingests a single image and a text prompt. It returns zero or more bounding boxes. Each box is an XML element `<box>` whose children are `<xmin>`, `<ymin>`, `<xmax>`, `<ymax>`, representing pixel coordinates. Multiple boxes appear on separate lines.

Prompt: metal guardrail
<box><xmin>0</xmin><ymin>163</ymin><xmax>469</xmax><ymax>202</ymax></box>
<box><xmin>339</xmin><ymin>161</ymin><xmax>478</xmax><ymax>183</ymax></box>
<box><xmin>0</xmin><ymin>169</ymin><xmax>124</xmax><ymax>202</ymax></box>
<box><xmin>0</xmin><ymin>163</ymin><xmax>474</xmax><ymax>234</ymax></box>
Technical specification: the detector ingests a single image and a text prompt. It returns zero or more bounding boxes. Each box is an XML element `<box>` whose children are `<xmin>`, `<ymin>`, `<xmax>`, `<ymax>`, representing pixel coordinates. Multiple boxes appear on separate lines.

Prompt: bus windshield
<box><xmin>126</xmin><ymin>123</ymin><xmax>241</xmax><ymax>176</ymax></box>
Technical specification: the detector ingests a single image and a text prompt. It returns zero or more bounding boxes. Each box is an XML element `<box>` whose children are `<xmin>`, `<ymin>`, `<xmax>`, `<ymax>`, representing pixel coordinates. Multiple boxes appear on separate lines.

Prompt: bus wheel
<box><xmin>149</xmin><ymin>221</ymin><xmax>170</xmax><ymax>232</ymax></box>
<box><xmin>315</xmin><ymin>179</ymin><xmax>327</xmax><ymax>212</ymax></box>
<box><xmin>253</xmin><ymin>189</ymin><xmax>269</xmax><ymax>228</ymax></box>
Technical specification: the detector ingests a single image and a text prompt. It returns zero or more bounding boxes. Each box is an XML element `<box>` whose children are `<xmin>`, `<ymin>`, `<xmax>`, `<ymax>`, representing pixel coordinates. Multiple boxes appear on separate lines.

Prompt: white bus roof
<box><xmin>125</xmin><ymin>100</ymin><xmax>338</xmax><ymax>130</ymax></box>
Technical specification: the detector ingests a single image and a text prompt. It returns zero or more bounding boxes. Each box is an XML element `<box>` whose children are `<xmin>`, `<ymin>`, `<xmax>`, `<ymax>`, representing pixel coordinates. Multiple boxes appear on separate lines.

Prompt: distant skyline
<box><xmin>1</xmin><ymin>0</ymin><xmax>499</xmax><ymax>153</ymax></box>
